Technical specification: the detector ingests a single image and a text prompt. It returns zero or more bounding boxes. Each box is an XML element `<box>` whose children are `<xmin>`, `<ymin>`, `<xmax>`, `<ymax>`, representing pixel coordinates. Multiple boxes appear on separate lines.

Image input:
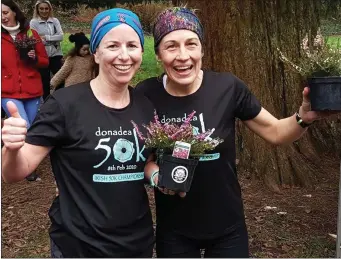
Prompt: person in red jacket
<box><xmin>1</xmin><ymin>0</ymin><xmax>48</xmax><ymax>181</ymax></box>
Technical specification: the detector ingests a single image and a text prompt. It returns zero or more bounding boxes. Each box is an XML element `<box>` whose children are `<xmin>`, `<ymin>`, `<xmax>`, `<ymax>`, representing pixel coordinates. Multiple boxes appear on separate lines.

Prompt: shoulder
<box><xmin>134</xmin><ymin>76</ymin><xmax>163</xmax><ymax>96</ymax></box>
<box><xmin>52</xmin><ymin>82</ymin><xmax>91</xmax><ymax>106</ymax></box>
<box><xmin>29</xmin><ymin>27</ymin><xmax>39</xmax><ymax>37</ymax></box>
<box><xmin>131</xmin><ymin>86</ymin><xmax>156</xmax><ymax>114</ymax></box>
<box><xmin>204</xmin><ymin>70</ymin><xmax>238</xmax><ymax>84</ymax></box>
<box><xmin>29</xmin><ymin>18</ymin><xmax>38</xmax><ymax>25</ymax></box>
<box><xmin>64</xmin><ymin>56</ymin><xmax>75</xmax><ymax>63</ymax></box>
<box><xmin>51</xmin><ymin>17</ymin><xmax>61</xmax><ymax>24</ymax></box>
<box><xmin>204</xmin><ymin>70</ymin><xmax>247</xmax><ymax>91</ymax></box>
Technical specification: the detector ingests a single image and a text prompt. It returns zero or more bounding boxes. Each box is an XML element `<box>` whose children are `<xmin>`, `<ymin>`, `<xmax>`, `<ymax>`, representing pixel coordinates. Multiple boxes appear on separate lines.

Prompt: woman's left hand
<box><xmin>27</xmin><ymin>50</ymin><xmax>36</xmax><ymax>60</ymax></box>
<box><xmin>299</xmin><ymin>87</ymin><xmax>339</xmax><ymax>123</ymax></box>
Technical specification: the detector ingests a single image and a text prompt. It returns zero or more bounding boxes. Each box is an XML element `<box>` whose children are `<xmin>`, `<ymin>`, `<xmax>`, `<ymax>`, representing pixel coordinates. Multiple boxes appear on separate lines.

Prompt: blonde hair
<box><xmin>33</xmin><ymin>0</ymin><xmax>54</xmax><ymax>19</ymax></box>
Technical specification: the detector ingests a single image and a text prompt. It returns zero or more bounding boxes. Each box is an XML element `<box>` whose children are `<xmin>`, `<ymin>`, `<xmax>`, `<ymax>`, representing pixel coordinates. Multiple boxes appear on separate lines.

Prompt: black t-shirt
<box><xmin>135</xmin><ymin>70</ymin><xmax>262</xmax><ymax>238</ymax></box>
<box><xmin>26</xmin><ymin>83</ymin><xmax>155</xmax><ymax>257</ymax></box>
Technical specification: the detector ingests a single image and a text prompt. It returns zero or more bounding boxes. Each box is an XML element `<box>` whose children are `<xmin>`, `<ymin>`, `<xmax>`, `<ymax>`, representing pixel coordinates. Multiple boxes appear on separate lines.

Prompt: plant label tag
<box><xmin>172</xmin><ymin>141</ymin><xmax>191</xmax><ymax>159</ymax></box>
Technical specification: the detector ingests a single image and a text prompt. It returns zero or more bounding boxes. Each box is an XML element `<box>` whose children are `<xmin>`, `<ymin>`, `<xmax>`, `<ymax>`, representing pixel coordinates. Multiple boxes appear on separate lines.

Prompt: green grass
<box><xmin>326</xmin><ymin>35</ymin><xmax>341</xmax><ymax>48</ymax></box>
<box><xmin>61</xmin><ymin>33</ymin><xmax>162</xmax><ymax>86</ymax></box>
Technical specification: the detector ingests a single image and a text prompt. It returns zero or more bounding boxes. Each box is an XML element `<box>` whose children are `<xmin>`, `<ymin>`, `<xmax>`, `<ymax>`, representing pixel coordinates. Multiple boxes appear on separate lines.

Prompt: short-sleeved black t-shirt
<box><xmin>135</xmin><ymin>70</ymin><xmax>262</xmax><ymax>238</ymax></box>
<box><xmin>26</xmin><ymin>83</ymin><xmax>155</xmax><ymax>257</ymax></box>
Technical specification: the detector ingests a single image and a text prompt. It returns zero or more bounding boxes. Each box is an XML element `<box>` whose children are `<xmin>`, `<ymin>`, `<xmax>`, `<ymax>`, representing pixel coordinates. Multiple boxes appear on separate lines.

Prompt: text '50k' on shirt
<box><xmin>136</xmin><ymin>70</ymin><xmax>262</xmax><ymax>239</ymax></box>
<box><xmin>26</xmin><ymin>83</ymin><xmax>154</xmax><ymax>257</ymax></box>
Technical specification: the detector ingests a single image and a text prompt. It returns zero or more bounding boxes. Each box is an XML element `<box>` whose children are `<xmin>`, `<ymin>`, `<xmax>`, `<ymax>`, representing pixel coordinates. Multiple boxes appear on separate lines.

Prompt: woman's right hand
<box><xmin>152</xmin><ymin>173</ymin><xmax>187</xmax><ymax>198</ymax></box>
<box><xmin>1</xmin><ymin>101</ymin><xmax>27</xmax><ymax>150</ymax></box>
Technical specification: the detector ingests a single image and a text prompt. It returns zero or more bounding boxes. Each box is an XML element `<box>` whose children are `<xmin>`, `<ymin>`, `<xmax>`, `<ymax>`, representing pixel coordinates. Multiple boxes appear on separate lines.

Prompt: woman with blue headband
<box><xmin>2</xmin><ymin>8</ymin><xmax>155</xmax><ymax>257</ymax></box>
<box><xmin>136</xmin><ymin>7</ymin><xmax>338</xmax><ymax>258</ymax></box>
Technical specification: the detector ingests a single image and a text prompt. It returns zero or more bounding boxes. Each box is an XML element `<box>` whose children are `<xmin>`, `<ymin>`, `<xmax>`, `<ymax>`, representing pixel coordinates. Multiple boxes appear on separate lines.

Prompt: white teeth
<box><xmin>114</xmin><ymin>65</ymin><xmax>132</xmax><ymax>71</ymax></box>
<box><xmin>175</xmin><ymin>66</ymin><xmax>191</xmax><ymax>70</ymax></box>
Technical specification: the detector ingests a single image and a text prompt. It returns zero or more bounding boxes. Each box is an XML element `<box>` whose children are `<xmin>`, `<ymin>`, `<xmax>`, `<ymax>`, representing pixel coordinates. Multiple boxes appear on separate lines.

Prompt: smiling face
<box><xmin>37</xmin><ymin>3</ymin><xmax>50</xmax><ymax>20</ymax></box>
<box><xmin>157</xmin><ymin>29</ymin><xmax>203</xmax><ymax>88</ymax></box>
<box><xmin>94</xmin><ymin>24</ymin><xmax>143</xmax><ymax>87</ymax></box>
<box><xmin>1</xmin><ymin>4</ymin><xmax>16</xmax><ymax>27</ymax></box>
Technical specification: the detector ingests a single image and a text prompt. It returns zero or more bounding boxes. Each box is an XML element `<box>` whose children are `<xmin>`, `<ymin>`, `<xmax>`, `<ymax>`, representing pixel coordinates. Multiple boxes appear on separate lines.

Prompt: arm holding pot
<box><xmin>244</xmin><ymin>87</ymin><xmax>339</xmax><ymax>145</ymax></box>
<box><xmin>144</xmin><ymin>155</ymin><xmax>186</xmax><ymax>198</ymax></box>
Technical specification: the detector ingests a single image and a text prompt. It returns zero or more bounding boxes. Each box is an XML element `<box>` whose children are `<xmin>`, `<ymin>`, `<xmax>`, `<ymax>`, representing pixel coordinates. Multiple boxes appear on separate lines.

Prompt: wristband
<box><xmin>295</xmin><ymin>112</ymin><xmax>313</xmax><ymax>128</ymax></box>
<box><xmin>150</xmin><ymin>171</ymin><xmax>159</xmax><ymax>187</ymax></box>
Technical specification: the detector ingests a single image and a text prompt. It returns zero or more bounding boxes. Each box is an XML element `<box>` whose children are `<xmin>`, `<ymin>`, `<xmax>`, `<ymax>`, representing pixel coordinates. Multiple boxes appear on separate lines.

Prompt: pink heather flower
<box><xmin>153</xmin><ymin>110</ymin><xmax>162</xmax><ymax>126</ymax></box>
<box><xmin>170</xmin><ymin>128</ymin><xmax>185</xmax><ymax>140</ymax></box>
<box><xmin>183</xmin><ymin>111</ymin><xmax>196</xmax><ymax>125</ymax></box>
<box><xmin>131</xmin><ymin>121</ymin><xmax>145</xmax><ymax>140</ymax></box>
<box><xmin>195</xmin><ymin>129</ymin><xmax>214</xmax><ymax>141</ymax></box>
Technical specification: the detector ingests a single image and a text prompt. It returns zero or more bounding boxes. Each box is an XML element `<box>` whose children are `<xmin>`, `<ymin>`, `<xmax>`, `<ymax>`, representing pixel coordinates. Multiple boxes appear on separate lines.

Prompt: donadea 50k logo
<box><xmin>171</xmin><ymin>166</ymin><xmax>188</xmax><ymax>183</ymax></box>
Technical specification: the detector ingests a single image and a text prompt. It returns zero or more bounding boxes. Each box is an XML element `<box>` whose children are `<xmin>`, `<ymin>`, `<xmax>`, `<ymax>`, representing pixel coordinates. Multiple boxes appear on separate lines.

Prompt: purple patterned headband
<box><xmin>153</xmin><ymin>7</ymin><xmax>204</xmax><ymax>51</ymax></box>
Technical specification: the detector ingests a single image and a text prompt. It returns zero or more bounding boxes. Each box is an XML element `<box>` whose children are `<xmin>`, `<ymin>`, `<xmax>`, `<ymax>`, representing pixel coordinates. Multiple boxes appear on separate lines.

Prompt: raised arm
<box><xmin>244</xmin><ymin>87</ymin><xmax>324</xmax><ymax>145</ymax></box>
<box><xmin>1</xmin><ymin>101</ymin><xmax>51</xmax><ymax>183</ymax></box>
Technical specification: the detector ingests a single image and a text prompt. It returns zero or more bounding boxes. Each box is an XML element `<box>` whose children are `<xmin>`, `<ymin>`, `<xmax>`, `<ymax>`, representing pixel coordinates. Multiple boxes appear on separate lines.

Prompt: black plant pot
<box><xmin>157</xmin><ymin>153</ymin><xmax>199</xmax><ymax>192</ymax></box>
<box><xmin>307</xmin><ymin>76</ymin><xmax>341</xmax><ymax>111</ymax></box>
<box><xmin>18</xmin><ymin>47</ymin><xmax>33</xmax><ymax>60</ymax></box>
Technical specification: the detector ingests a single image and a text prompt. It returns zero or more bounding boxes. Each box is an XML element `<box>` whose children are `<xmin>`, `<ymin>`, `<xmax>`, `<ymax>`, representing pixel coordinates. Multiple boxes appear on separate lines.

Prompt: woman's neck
<box><xmin>90</xmin><ymin>74</ymin><xmax>130</xmax><ymax>109</ymax></box>
<box><xmin>39</xmin><ymin>16</ymin><xmax>49</xmax><ymax>21</ymax></box>
<box><xmin>165</xmin><ymin>70</ymin><xmax>204</xmax><ymax>97</ymax></box>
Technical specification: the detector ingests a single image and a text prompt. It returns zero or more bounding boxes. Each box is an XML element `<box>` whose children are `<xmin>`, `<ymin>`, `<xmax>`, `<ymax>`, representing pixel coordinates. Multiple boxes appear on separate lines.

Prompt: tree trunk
<box><xmin>187</xmin><ymin>0</ymin><xmax>341</xmax><ymax>190</ymax></box>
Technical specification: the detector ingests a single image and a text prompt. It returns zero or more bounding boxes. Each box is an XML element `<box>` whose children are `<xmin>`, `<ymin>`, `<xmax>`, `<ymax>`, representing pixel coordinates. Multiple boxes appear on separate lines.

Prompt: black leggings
<box><xmin>156</xmin><ymin>222</ymin><xmax>249</xmax><ymax>258</ymax></box>
<box><xmin>50</xmin><ymin>238</ymin><xmax>154</xmax><ymax>258</ymax></box>
<box><xmin>39</xmin><ymin>55</ymin><xmax>63</xmax><ymax>100</ymax></box>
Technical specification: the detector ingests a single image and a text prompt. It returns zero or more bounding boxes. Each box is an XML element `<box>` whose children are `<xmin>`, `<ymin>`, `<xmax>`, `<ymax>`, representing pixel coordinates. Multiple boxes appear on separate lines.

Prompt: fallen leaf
<box><xmin>277</xmin><ymin>211</ymin><xmax>287</xmax><ymax>215</ymax></box>
<box><xmin>255</xmin><ymin>216</ymin><xmax>265</xmax><ymax>222</ymax></box>
<box><xmin>264</xmin><ymin>206</ymin><xmax>277</xmax><ymax>211</ymax></box>
<box><xmin>305</xmin><ymin>209</ymin><xmax>312</xmax><ymax>214</ymax></box>
<box><xmin>329</xmin><ymin>233</ymin><xmax>337</xmax><ymax>239</ymax></box>
<box><xmin>14</xmin><ymin>240</ymin><xmax>26</xmax><ymax>248</ymax></box>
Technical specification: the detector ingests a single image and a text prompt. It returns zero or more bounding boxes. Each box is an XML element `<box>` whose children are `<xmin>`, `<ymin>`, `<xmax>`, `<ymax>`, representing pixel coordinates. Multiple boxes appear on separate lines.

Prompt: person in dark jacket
<box><xmin>1</xmin><ymin>0</ymin><xmax>49</xmax><ymax>181</ymax></box>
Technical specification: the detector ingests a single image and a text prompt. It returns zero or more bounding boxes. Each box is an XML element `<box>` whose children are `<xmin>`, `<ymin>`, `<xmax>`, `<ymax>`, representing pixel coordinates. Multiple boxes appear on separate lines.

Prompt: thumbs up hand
<box><xmin>2</xmin><ymin>101</ymin><xmax>27</xmax><ymax>150</ymax></box>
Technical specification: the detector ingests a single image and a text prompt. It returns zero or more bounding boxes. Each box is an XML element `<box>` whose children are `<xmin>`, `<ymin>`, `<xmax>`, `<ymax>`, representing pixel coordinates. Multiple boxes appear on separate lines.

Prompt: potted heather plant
<box><xmin>14</xmin><ymin>30</ymin><xmax>39</xmax><ymax>60</ymax></box>
<box><xmin>132</xmin><ymin>111</ymin><xmax>223</xmax><ymax>192</ymax></box>
<box><xmin>278</xmin><ymin>32</ymin><xmax>341</xmax><ymax>111</ymax></box>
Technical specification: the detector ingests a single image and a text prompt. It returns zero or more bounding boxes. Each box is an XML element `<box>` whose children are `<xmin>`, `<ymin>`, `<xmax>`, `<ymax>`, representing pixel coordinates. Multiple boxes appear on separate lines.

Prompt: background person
<box><xmin>30</xmin><ymin>0</ymin><xmax>64</xmax><ymax>100</ymax></box>
<box><xmin>1</xmin><ymin>0</ymin><xmax>49</xmax><ymax>181</ymax></box>
<box><xmin>50</xmin><ymin>32</ymin><xmax>94</xmax><ymax>89</ymax></box>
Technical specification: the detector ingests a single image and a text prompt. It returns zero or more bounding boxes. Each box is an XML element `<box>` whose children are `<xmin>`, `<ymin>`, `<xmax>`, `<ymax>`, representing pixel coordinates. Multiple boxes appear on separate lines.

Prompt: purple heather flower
<box><xmin>131</xmin><ymin>121</ymin><xmax>145</xmax><ymax>140</ymax></box>
<box><xmin>183</xmin><ymin>110</ymin><xmax>196</xmax><ymax>125</ymax></box>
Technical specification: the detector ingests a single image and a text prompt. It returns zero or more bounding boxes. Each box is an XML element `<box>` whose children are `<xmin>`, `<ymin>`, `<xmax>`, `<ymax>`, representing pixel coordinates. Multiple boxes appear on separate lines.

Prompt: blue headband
<box><xmin>90</xmin><ymin>8</ymin><xmax>144</xmax><ymax>54</ymax></box>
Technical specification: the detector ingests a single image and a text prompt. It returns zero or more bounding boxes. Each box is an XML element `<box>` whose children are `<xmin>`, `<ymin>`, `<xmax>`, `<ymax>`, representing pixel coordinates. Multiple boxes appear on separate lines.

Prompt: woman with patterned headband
<box><xmin>136</xmin><ymin>7</ymin><xmax>337</xmax><ymax>258</ymax></box>
<box><xmin>2</xmin><ymin>8</ymin><xmax>155</xmax><ymax>257</ymax></box>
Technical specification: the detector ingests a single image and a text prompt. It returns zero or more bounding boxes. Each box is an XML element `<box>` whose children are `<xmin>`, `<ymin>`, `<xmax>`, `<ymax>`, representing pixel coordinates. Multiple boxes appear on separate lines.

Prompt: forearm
<box><xmin>45</xmin><ymin>34</ymin><xmax>63</xmax><ymax>42</ymax></box>
<box><xmin>275</xmin><ymin>114</ymin><xmax>307</xmax><ymax>145</ymax></box>
<box><xmin>2</xmin><ymin>147</ymin><xmax>31</xmax><ymax>183</ymax></box>
<box><xmin>144</xmin><ymin>160</ymin><xmax>159</xmax><ymax>183</ymax></box>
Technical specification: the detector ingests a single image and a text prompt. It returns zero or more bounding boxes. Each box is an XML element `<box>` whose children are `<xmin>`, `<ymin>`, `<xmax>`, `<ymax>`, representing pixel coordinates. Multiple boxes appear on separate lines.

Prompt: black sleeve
<box><xmin>234</xmin><ymin>76</ymin><xmax>262</xmax><ymax>121</ymax></box>
<box><xmin>26</xmin><ymin>96</ymin><xmax>66</xmax><ymax>147</ymax></box>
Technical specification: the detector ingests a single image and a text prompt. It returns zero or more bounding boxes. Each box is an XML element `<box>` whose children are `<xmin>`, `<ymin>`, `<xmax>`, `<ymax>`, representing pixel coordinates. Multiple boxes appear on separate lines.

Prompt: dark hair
<box><xmin>2</xmin><ymin>0</ymin><xmax>27</xmax><ymax>31</ymax></box>
<box><xmin>90</xmin><ymin>56</ymin><xmax>99</xmax><ymax>77</ymax></box>
<box><xmin>65</xmin><ymin>32</ymin><xmax>90</xmax><ymax>58</ymax></box>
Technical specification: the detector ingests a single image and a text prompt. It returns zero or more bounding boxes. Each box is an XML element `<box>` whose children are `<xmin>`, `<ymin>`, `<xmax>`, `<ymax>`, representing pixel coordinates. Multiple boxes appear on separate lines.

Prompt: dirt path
<box><xmin>1</xmin><ymin>157</ymin><xmax>339</xmax><ymax>257</ymax></box>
